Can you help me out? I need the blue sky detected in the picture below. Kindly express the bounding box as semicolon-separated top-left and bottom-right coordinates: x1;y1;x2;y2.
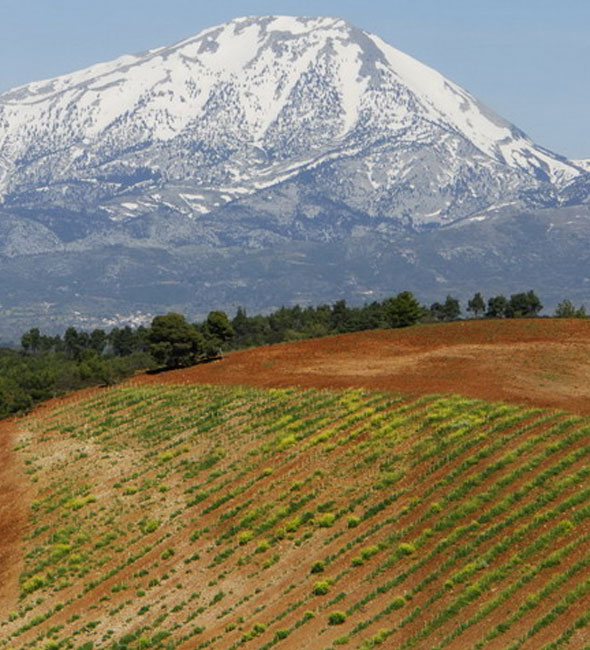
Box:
1;0;588;158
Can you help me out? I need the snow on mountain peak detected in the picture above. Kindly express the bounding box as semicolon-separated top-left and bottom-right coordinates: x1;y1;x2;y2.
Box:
0;15;582;222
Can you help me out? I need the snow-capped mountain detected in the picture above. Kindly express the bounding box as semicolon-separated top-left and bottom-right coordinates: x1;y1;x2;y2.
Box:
0;16;582;231
0;16;588;335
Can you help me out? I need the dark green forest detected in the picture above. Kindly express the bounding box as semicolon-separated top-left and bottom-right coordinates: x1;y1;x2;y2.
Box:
0;289;583;419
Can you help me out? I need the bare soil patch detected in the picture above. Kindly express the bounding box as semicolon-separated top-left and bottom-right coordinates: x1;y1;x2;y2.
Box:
0;386;101;611
0;417;30;610
134;319;590;414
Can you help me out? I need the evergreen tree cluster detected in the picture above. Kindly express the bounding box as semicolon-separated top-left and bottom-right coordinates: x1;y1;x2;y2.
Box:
0;345;152;419
429;290;545;321
20;325;151;358
229;291;424;349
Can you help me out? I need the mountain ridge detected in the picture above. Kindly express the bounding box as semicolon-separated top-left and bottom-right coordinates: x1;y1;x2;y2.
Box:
0;15;589;334
0;15;582;224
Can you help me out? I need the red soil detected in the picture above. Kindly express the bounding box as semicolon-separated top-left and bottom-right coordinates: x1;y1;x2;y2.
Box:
134;318;590;414
0;417;30;611
0;387;100;610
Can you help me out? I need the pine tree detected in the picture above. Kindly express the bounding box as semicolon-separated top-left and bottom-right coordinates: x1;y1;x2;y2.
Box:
467;292;485;318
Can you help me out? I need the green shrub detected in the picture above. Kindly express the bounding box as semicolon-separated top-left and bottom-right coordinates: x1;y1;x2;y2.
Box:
22;574;46;594
238;530;254;545
318;513;336;527
328;611;347;625
278;434;296;450
209;591;225;605
313;580;330;595
285;516;302;532
361;628;390;647
255;539;270;553
161;548;175;560
310;561;325;574
389;596;406;610
398;542;416;556
360;545;379;560
139;518;160;534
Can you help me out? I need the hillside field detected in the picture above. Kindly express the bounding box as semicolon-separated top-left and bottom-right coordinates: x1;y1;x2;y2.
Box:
1;320;590;649
137;318;590;414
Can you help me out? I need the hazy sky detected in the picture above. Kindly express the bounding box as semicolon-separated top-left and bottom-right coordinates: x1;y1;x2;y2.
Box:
1;0;588;158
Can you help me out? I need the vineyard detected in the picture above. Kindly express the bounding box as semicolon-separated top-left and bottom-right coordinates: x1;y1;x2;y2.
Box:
1;383;589;650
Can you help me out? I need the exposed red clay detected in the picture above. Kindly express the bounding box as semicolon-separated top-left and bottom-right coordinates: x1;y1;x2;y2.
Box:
132;319;590;414
0;416;30;611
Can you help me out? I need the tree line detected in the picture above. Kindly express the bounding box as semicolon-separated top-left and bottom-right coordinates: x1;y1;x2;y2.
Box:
1;288;586;418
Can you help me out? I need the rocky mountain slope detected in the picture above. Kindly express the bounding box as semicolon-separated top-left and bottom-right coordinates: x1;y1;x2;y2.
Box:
0;16;588;334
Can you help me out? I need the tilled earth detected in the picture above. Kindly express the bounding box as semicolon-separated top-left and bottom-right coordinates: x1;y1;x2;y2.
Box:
134;319;590;414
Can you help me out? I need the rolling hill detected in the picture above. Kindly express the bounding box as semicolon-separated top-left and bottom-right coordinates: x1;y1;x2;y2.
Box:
137;318;590;415
1;320;590;650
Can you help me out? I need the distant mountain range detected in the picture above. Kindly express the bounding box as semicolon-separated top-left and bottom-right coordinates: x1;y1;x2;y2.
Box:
0;16;589;336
